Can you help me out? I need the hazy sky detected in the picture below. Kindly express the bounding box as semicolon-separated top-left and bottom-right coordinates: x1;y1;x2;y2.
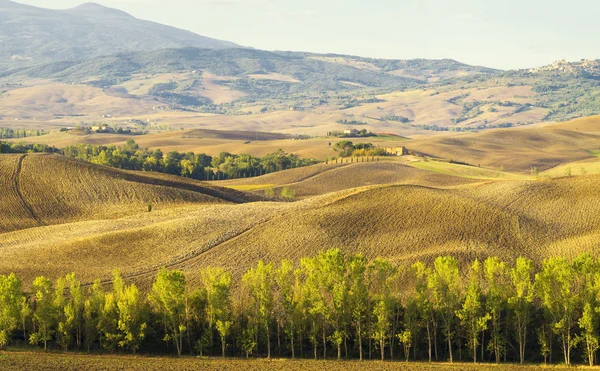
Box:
15;0;600;70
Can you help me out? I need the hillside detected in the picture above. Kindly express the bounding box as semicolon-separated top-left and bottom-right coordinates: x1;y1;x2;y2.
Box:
407;122;600;173
0;153;261;233
218;160;480;197
1;152;599;290
0;1;239;70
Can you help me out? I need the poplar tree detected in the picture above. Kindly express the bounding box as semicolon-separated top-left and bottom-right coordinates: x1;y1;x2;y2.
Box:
117;283;147;354
536;257;578;365
148;269;187;356
457;259;490;364
242;261;275;358
412;261;435;362
301;250;348;359
30;277;55;351
275;260;300;359
368;259;397;361
483;257;508;363
83;280;105;352
428;256;461;363
0;274;23;348
200;267;232;357
65;273;84;349
508;257;535;364
98;293;119;352
573;254;599;366
347;254;368;361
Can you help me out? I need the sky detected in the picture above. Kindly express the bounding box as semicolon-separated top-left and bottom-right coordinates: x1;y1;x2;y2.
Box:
15;0;600;70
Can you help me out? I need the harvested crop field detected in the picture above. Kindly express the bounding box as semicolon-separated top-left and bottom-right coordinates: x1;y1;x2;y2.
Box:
0;154;261;233
0;351;564;371
218;159;480;197
5;152;600;291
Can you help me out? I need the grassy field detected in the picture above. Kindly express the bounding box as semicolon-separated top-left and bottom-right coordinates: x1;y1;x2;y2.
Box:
0;351;575;370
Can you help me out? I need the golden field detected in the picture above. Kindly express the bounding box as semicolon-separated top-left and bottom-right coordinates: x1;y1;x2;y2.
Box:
3;127;600;291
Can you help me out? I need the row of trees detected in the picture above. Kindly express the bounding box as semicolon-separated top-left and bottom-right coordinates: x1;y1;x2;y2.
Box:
62;141;317;180
0;141;56;154
3;251;600;365
0;139;317;181
0;128;48;139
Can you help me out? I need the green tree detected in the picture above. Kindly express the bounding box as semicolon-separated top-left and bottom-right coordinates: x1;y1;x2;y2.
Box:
483;257;508;363
573;254;599;366
148;269;187;356
117;283;147;353
368;259;397;361
98;271;126;352
348;254;368;361
83;280;105;352
535;257;578;365
508;257;535;364
98;292;120;352
240;327;257;358
412;261;435;362
579;302;598;366
200;267;232;357
280;187;296;200
242;261;275;358
301;249;349;360
275;260;301;359
30;277;55;351
0;274;23;348
398;330;412;362
428;256;461;363
457;260;490;364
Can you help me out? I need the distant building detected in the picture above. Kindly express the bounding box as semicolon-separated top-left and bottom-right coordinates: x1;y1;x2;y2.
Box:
383;147;407;156
343;128;359;135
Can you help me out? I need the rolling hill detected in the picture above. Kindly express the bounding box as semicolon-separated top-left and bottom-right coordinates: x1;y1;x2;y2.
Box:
0;0;239;70
407;122;600;172
0;153;261;233
2;150;600;291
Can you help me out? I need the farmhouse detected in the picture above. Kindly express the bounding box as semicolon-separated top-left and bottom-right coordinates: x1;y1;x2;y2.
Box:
343;128;359;135
383;146;407;156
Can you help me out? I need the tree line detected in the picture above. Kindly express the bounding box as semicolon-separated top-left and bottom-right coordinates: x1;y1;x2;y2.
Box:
63;141;318;180
2;251;600;365
0;128;48;139
0;140;318;181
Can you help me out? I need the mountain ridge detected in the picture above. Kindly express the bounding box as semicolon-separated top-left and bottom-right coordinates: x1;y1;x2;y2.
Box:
0;0;241;69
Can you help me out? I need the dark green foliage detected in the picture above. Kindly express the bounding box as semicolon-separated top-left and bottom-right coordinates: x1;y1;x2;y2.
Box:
333;141;384;157
0;141;56;154
4;140;317;181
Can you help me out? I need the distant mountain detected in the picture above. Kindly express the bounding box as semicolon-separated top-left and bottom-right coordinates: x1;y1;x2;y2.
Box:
1;47;500;103
0;1;240;69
